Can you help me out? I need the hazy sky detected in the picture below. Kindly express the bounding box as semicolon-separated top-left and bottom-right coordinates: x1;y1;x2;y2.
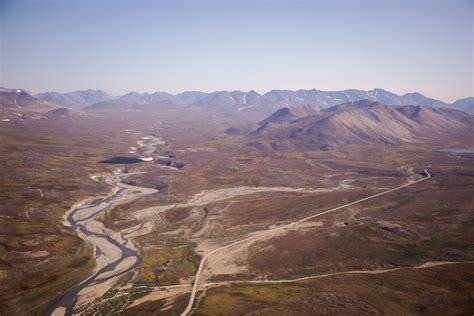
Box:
0;0;472;102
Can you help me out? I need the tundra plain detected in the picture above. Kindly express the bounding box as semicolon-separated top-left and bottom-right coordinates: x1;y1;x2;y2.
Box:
0;94;473;316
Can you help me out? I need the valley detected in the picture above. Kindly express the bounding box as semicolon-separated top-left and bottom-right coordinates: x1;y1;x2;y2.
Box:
0;88;473;316
2;1;473;314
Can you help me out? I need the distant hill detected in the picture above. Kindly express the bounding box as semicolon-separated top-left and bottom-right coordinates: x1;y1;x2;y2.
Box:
0;89;66;122
38;90;113;108
172;91;208;104
119;91;146;103
195;91;246;107
119;91;174;105
83;99;131;111
0;88;58;112
257;105;319;126
251;100;473;151
452;97;474;114
401;92;447;108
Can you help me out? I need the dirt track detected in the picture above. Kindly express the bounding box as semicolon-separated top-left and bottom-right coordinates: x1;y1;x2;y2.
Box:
180;170;432;316
132;260;474;311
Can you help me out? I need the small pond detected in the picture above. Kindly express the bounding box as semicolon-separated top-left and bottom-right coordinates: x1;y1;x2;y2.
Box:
99;156;144;164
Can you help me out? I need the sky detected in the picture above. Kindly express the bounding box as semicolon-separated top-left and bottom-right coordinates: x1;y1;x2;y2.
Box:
0;0;472;102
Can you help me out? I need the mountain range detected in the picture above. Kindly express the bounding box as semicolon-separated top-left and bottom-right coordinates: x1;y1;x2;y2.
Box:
35;88;474;113
37;89;112;108
1;87;472;152
1;87;473;125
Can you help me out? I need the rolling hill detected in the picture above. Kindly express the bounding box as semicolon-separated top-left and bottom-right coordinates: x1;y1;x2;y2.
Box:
251;100;473;151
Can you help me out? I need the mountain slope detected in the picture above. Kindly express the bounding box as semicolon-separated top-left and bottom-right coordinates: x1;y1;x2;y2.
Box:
252;100;472;151
396;105;472;130
259;88;451;111
83;100;131;111
38;90;113;108
119;91;174;105
452;97;474;114
120;92;147;103
1;89;59;112
173;91;208;104
195;91;263;107
401;92;448;108
258;105;319;126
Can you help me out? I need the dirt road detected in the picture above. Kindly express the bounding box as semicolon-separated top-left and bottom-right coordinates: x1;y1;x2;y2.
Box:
180;170;431;316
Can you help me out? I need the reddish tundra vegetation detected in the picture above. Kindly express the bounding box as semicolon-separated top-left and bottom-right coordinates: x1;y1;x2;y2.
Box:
1;88;473;315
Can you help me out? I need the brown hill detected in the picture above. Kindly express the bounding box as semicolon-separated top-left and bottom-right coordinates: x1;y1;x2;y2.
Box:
46;107;73;118
252;100;473;151
258;105;319;126
0;89;58;112
396;105;472;130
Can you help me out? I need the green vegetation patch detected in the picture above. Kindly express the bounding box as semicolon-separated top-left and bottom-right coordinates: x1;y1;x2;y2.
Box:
196;284;309;315
139;246;198;285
